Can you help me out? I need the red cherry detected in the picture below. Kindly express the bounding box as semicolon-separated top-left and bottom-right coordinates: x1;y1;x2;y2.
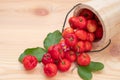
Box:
87;20;97;33
77;53;91;66
69;16;87;30
69;16;78;29
95;27;103;40
74;41;85;53
23;55;38;70
76;16;87;29
75;29;88;41
58;59;71;72
44;63;57;77
80;9;94;19
87;32;95;42
84;41;92;52
48;44;65;60
62;27;74;38
64;33;78;47
65;50;77;62
41;53;54;65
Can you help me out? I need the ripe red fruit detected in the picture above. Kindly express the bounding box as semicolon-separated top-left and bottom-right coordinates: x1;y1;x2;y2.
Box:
80;9;94;19
64;33;78;47
69;16;77;29
62;27;74;38
76;16;87;29
65;50;77;62
58;59;71;72
23;55;38;70
41;53;54;65
84;41;92;52
69;16;87;29
95;27;103;40
77;53;91;66
87;32;95;42
44;63;57;77
94;15;101;26
75;30;87;40
48;44;65;60
87;20;97;32
74;41;85;53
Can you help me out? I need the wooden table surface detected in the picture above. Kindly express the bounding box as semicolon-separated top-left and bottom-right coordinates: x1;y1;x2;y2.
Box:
0;0;120;80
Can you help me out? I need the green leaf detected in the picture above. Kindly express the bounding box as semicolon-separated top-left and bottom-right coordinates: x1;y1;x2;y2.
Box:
77;61;104;80
18;53;26;62
18;47;46;63
78;66;92;80
87;61;104;72
44;30;62;50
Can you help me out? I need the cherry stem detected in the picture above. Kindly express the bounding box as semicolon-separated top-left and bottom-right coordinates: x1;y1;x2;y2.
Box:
79;18;83;22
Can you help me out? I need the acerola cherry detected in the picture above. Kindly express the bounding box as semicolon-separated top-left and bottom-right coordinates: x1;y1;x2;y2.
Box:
95;27;103;40
69;16;77;29
65;50;77;62
58;59;71;72
84;41;92;52
87;20;97;33
77;16;87;29
48;44;65;60
74;41;85;53
62;27;74;38
41;53;54;65
80;9;94;19
44;63;57;77
73;16;87;30
23;55;38;70
87;32;95;42
64;33;78;47
77;53;91;66
75;29;88;41
69;16;87;29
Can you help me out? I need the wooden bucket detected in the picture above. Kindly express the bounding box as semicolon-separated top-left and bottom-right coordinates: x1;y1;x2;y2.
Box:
73;0;120;49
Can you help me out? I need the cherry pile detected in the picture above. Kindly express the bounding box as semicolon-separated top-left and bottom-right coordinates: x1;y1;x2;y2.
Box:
22;9;103;77
41;9;103;77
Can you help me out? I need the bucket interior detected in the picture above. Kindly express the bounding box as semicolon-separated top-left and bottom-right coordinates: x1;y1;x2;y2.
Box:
73;4;106;49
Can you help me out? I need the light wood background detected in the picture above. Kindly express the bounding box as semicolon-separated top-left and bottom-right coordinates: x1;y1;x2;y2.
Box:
0;0;120;80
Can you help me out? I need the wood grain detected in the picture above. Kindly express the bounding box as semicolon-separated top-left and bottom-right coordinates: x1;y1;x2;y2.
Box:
0;0;120;80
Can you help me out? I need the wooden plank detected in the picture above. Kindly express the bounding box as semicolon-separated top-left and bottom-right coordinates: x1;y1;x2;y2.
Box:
0;0;120;80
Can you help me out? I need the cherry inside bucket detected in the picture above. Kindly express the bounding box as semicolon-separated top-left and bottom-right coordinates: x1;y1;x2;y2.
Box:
77;9;103;42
